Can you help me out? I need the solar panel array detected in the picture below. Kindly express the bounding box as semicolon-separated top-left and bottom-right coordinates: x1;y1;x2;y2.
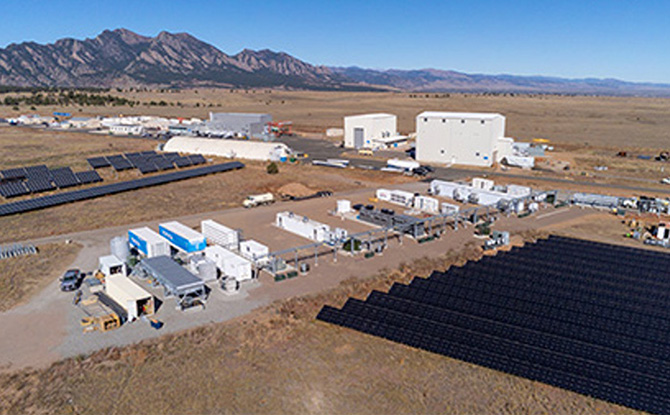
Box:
87;152;207;174
0;161;244;217
317;236;670;415
0;164;105;198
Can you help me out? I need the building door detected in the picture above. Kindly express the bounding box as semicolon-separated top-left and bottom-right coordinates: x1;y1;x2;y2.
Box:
354;128;365;149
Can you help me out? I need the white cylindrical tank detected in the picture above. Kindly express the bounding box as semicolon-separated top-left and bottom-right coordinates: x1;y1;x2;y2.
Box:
110;236;130;261
197;260;217;282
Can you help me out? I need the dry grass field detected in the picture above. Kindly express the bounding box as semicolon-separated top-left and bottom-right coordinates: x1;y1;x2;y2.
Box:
0;242;80;311
3;90;670;149
0;240;642;415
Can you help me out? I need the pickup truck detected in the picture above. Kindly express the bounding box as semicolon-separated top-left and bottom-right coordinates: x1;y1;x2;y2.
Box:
60;269;83;292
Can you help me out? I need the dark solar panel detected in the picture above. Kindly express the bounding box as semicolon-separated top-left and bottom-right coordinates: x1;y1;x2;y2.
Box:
153;157;175;170
25;177;56;193
50;167;79;188
24;165;51;180
0;181;29;198
174;157;193;168
106;155;133;171
188;154;206;165
137;164;158;174
74;170;102;184
1;167;27;180
0;162;244;216
316;236;670;415
87;157;111;169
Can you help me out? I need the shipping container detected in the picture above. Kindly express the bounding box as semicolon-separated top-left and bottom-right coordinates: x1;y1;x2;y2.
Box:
159;221;206;253
414;195;440;213
239;239;269;264
276;212;332;242
205;245;252;282
105;275;154;320
201;219;239;250
128;227;170;258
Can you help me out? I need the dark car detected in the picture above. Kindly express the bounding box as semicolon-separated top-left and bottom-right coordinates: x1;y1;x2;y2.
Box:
60;269;83;292
352;203;364;211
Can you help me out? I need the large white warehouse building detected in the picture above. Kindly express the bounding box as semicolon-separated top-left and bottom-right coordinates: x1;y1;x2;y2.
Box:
344;113;398;149
415;111;513;167
163;136;291;161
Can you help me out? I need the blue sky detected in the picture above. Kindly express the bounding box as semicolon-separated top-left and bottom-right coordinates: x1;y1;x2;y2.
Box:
1;0;668;83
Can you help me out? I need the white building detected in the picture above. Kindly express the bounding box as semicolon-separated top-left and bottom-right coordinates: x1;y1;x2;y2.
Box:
416;111;513;167
163;136;291;161
344;113;398;149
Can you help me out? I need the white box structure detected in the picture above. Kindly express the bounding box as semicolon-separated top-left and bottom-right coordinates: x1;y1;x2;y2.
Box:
414;195;440;213
431;179;532;208
336;200;352;214
416;111;513;167
99;255;126;277
105;275;155;320
506;184;532;197
376;189;415;207
472;178;495;191
204;245;252;282
201;219;239;250
128;227;170;258
239;240;270;264
159;221;206;253
344;113;397;149
276;212;332;242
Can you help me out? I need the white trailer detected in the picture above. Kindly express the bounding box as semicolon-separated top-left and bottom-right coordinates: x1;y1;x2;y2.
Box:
128;227;170;258
243;193;274;208
201;219;239;250
204;245;252;282
276;212;332;242
159;221;206;253
376;188;415;207
105;275;155;320
414;195;440;213
239;240;270;264
472;178;495;191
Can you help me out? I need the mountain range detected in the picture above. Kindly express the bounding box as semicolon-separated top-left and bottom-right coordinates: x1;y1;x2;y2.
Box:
1;28;669;96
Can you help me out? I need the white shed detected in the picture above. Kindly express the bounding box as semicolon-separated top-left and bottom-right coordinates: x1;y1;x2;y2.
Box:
105;275;155;320
416;111;512;167
344;113;397;149
99;255;126;277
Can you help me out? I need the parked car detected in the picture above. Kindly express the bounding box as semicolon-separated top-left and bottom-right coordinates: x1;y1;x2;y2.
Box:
60;269;83;292
357;149;374;156
352;203;364;211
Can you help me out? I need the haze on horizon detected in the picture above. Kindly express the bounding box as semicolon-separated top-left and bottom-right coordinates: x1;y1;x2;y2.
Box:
1;0;667;84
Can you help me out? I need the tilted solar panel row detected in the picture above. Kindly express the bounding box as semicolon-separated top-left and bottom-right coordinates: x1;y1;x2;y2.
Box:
316;237;670;414
50;167;79;188
1;167;27;180
25;177;56;193
362;294;670;379
382;283;670;361
74;170;102;185
87;157;111;169
0;181;29;198
317;307;670;415
425;267;670;320
338;299;670;397
0;162;244;217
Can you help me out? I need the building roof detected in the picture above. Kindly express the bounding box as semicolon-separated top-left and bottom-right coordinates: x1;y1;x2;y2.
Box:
345;113;396;120
106;274;152;300
160;221;204;242
129;227;166;244
140;255;203;296
417;111;504;120
99;254;123;268
371;134;409;143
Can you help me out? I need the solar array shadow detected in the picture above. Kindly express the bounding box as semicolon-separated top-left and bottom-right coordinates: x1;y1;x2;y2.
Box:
317;236;670;415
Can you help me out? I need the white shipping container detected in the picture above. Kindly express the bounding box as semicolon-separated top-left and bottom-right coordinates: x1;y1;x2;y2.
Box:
414;195;440;213
276;212;331;242
239;239;270;264
201;219;239;250
506;184;532;197
472;177;495;191
387;158;420;171
377;189;414;207
336;200;352;214
205;245;252;282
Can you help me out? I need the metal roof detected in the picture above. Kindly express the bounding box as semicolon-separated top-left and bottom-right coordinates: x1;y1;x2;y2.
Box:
345;113;395;120
418;111;503;120
140;256;204;297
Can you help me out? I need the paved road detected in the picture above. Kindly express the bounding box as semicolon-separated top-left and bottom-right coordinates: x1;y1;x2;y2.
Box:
281;135;670;196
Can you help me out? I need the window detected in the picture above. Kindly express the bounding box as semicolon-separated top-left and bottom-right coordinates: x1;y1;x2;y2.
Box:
481;120;485;124
440;149;445;154
475;152;480;157
461;119;465;124
423;118;428;122
442;119;446;123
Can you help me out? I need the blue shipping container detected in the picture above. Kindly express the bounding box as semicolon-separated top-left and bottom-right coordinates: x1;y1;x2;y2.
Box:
159;225;206;253
128;230;149;256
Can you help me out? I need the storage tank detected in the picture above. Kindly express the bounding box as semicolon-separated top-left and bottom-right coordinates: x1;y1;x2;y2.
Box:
190;256;218;283
110;236;130;261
